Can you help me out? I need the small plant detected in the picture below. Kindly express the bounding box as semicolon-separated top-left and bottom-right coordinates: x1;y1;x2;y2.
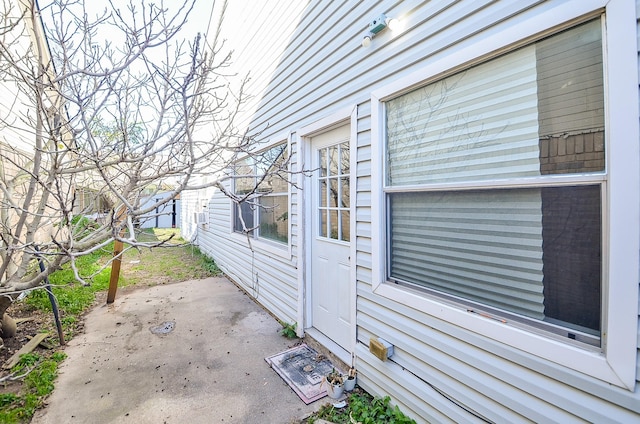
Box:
188;245;221;275
0;352;67;423
11;353;40;373
304;390;416;424
279;321;298;338
347;366;356;379
325;368;344;385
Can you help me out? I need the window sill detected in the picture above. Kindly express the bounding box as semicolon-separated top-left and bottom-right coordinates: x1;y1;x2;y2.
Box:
372;280;634;390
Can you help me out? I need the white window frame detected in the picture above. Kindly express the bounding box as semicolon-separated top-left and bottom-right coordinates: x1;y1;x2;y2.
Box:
370;0;638;390
229;133;293;258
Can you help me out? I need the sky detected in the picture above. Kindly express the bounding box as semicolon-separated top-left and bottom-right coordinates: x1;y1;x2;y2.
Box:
38;0;215;51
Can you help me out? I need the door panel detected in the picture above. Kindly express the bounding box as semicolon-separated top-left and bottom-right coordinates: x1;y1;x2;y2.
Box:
310;124;351;349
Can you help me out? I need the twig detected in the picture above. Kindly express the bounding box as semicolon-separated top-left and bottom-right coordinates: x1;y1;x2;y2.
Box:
0;363;38;382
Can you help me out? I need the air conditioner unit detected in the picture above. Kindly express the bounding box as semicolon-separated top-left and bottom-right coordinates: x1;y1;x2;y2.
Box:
195;211;208;225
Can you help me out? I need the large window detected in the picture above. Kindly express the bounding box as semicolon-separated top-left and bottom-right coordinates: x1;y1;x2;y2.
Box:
233;144;289;244
373;0;638;390
385;20;605;345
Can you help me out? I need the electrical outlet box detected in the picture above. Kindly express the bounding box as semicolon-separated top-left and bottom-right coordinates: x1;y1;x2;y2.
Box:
369;13;388;34
369;337;394;361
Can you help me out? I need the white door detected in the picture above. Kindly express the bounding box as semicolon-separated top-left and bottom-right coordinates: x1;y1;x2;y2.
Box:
310;124;351;349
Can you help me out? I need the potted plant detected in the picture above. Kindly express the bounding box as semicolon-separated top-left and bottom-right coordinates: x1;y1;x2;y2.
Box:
324;368;344;399
344;366;356;391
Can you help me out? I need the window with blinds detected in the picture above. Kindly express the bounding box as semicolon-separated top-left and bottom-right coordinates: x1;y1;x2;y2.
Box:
384;19;604;345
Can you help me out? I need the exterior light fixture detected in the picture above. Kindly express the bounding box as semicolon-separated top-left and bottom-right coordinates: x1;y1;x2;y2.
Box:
361;13;398;48
386;17;399;31
362;33;373;48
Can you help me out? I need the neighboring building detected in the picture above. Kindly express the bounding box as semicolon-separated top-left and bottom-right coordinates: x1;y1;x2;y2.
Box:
0;0;74;253
137;192;181;229
185;1;640;422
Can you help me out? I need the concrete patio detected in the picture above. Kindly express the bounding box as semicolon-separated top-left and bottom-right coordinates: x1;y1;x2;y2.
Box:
31;277;322;424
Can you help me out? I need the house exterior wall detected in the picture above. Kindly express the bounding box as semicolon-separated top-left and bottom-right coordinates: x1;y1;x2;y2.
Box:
0;0;67;250
636;0;640;396
198;133;301;325
180;190;200;242
193;1;640;422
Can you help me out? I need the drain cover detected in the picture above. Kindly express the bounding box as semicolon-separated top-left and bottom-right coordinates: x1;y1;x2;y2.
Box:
150;321;175;335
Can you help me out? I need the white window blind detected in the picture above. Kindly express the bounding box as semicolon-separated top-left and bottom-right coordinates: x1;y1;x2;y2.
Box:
386;45;540;186
389;189;545;320
385;19;604;339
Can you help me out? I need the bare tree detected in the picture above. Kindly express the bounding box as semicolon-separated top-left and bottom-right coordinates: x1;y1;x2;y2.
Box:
0;0;289;332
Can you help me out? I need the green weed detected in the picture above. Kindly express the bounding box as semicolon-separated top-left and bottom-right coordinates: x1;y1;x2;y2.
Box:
279;321;298;339
0;353;66;423
26;245;113;340
307;392;416;424
188;245;221;275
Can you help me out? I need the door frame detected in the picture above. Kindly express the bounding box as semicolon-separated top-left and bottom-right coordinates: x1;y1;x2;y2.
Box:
297;105;358;363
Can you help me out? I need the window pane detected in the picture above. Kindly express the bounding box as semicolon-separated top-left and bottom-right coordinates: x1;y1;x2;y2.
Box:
319;210;327;237
329;210;339;240
328;146;338;176
233;201;254;233
388;186;601;335
258;195;288;243
341;210;350;242
257;145;288;193
234;159;255;195
320;180;327;207
329;179;338;207
386;19;604;186
320;148;327;177
340;177;349;208
537;20;604;175
340;142;350;174
541;185;601;333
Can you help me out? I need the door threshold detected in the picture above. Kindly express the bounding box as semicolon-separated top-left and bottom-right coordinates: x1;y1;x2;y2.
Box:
304;327;351;366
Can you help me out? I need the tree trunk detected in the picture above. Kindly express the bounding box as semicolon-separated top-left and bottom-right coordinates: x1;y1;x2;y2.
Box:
0;296;16;339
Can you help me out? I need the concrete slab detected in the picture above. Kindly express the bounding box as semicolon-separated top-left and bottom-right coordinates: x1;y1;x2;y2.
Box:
31;277;322;424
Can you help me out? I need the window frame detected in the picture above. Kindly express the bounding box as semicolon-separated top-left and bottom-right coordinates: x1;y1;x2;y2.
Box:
370;0;638;390
230;135;292;255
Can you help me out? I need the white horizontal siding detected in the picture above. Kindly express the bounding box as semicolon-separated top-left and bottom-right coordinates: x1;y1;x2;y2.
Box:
198;138;301;325
199;191;299;324
357;288;640;422
636;0;640;390
192;1;640;423
351;2;640;423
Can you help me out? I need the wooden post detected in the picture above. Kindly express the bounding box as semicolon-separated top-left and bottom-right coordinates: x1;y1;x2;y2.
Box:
106;239;123;304
107;207;126;304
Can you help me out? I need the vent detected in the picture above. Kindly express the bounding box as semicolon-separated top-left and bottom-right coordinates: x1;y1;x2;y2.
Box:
195;211;208;225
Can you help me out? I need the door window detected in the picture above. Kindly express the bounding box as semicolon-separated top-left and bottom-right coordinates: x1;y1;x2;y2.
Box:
318;142;350;241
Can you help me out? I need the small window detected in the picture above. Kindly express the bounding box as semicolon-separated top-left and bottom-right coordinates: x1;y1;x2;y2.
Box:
384;19;604;345
233;144;289;244
317;142;350;241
